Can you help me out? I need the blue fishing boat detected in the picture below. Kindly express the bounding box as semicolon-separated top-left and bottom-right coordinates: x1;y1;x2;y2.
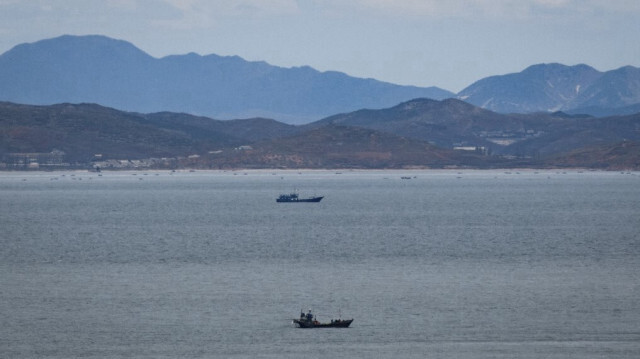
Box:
276;192;323;203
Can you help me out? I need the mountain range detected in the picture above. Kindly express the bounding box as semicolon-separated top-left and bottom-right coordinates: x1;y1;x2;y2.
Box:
458;63;640;116
309;98;640;157
1;35;639;123
2;100;639;170
1;34;639;169
0;35;451;125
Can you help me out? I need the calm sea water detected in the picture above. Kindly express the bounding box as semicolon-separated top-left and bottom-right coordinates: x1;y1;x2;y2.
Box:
1;170;639;358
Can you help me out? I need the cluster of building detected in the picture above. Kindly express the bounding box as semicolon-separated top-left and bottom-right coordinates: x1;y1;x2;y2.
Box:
1;151;185;170
476;129;543;146
1;150;67;169
93;157;180;169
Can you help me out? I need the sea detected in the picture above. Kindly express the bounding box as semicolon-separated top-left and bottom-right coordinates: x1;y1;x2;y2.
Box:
1;169;639;358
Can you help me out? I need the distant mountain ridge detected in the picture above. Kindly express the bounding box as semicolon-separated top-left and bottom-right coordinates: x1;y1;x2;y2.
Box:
458;63;640;116
0;35;453;124
1;35;638;122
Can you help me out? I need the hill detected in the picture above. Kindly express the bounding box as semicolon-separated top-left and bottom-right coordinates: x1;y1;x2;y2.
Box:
312;98;640;158
544;141;640;170
0;102;296;163
2;101;640;170
311;98;509;149
211;124;494;169
0;101;495;169
0;35;453;124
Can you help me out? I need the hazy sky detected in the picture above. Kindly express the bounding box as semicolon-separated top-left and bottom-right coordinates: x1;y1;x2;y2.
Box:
1;0;638;92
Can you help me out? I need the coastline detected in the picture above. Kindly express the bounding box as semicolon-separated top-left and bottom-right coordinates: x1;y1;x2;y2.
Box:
1;168;637;179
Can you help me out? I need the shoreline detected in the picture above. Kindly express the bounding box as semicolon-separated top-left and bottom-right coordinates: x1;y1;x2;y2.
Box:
1;168;637;177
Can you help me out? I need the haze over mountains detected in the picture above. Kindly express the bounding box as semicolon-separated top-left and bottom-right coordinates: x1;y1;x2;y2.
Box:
0;35;452;124
1;35;639;124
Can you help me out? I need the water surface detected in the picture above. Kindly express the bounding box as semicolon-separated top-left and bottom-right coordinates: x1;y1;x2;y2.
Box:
1;170;639;358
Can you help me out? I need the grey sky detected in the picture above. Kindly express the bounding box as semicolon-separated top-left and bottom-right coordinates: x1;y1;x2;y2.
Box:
1;0;638;92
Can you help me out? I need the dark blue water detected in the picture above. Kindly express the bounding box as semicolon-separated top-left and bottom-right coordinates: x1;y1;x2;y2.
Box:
1;170;639;358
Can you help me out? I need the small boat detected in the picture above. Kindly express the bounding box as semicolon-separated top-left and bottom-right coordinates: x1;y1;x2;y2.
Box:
276;193;323;203
293;310;353;328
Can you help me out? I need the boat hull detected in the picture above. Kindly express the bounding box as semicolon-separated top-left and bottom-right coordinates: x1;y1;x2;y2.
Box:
293;318;353;328
276;196;323;203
